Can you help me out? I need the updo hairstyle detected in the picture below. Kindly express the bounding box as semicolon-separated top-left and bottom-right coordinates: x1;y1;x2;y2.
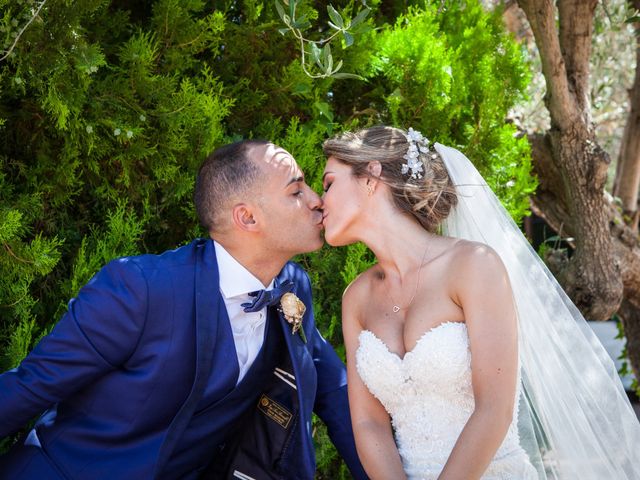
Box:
322;126;458;233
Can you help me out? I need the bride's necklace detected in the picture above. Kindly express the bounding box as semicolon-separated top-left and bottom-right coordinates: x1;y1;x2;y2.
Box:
384;240;431;313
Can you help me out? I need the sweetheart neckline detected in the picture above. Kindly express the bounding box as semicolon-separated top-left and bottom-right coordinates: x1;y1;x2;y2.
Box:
359;321;467;362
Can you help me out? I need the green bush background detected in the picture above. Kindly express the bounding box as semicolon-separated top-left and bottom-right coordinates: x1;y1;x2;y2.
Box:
0;0;533;476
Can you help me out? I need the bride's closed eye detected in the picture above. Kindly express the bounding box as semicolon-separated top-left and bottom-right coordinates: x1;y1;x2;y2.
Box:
323;182;332;193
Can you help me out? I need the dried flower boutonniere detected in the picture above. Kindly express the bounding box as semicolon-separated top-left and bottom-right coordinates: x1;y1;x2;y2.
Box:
280;292;307;343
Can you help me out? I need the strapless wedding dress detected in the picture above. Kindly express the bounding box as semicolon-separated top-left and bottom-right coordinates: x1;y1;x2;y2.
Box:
356;321;538;479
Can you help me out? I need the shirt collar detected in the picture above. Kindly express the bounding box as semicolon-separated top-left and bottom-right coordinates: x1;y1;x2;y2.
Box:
214;241;274;299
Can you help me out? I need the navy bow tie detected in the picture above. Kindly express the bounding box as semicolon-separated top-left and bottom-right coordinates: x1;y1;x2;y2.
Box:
241;280;295;313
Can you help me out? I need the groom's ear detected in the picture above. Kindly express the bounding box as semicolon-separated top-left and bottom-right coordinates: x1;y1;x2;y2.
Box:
232;203;259;232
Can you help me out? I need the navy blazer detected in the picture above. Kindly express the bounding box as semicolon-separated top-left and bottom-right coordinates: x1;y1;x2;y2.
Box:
0;239;367;479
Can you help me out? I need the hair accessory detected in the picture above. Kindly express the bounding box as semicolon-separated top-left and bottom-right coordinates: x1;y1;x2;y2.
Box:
401;127;431;180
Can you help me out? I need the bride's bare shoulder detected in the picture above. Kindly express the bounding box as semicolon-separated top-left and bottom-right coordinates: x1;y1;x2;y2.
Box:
450;238;502;261
447;238;508;279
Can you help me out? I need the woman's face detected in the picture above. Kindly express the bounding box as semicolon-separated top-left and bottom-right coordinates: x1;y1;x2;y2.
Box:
321;156;368;246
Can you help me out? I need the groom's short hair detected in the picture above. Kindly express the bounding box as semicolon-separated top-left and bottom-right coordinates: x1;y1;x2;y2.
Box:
195;139;268;232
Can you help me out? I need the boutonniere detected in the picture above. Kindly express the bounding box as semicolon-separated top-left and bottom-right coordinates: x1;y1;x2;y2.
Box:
279;292;307;343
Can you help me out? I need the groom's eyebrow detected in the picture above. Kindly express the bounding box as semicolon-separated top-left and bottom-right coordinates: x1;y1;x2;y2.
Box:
285;176;304;187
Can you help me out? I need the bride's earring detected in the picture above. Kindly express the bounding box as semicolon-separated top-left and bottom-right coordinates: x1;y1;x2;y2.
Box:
366;179;375;197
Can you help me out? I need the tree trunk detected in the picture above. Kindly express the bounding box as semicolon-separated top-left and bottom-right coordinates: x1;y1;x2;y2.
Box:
517;0;624;320
613;2;640;230
530;132;640;380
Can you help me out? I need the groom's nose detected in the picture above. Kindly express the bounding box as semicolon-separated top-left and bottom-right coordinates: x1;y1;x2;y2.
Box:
306;184;323;210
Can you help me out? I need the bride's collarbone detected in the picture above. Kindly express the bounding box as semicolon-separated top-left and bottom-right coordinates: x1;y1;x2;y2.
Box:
370;265;458;308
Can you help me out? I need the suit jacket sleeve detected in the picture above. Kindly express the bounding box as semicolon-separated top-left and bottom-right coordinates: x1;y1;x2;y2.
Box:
0;258;148;438
302;274;369;480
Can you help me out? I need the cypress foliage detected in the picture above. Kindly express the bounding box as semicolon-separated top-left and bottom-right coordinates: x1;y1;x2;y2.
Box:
0;1;532;475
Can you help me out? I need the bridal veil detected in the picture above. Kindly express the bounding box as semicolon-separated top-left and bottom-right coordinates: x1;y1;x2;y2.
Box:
436;143;640;479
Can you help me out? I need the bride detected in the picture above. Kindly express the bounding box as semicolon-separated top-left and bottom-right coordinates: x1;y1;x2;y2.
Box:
320;125;640;479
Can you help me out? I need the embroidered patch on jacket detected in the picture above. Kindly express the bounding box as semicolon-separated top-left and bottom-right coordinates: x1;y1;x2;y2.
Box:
257;394;293;429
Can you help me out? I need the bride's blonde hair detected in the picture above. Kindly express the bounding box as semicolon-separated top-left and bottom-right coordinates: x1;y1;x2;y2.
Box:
323;126;458;233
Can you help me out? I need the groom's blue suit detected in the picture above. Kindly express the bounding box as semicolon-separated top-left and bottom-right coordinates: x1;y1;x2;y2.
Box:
0;239;366;479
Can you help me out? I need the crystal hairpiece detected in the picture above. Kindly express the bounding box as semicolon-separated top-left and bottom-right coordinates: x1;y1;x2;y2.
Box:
401;127;431;180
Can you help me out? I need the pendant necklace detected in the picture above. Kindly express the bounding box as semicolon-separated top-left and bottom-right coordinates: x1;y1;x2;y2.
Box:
384;240;431;313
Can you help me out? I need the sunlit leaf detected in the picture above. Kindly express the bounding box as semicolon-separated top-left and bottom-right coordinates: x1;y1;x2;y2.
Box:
327;5;344;29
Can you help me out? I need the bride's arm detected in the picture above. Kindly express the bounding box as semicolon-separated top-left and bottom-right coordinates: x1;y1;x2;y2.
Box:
438;243;519;480
342;278;407;480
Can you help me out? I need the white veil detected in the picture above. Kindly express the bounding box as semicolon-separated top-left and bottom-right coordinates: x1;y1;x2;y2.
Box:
436;143;640;479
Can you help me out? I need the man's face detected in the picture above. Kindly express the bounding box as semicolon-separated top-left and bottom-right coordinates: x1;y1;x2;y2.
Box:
250;144;324;257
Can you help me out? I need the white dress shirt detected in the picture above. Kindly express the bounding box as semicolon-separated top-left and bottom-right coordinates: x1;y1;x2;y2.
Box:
214;241;274;384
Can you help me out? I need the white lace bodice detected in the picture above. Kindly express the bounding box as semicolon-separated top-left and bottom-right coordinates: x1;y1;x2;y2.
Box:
356;322;538;480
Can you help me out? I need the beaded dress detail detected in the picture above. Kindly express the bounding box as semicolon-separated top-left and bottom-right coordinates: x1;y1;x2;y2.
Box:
356;322;538;479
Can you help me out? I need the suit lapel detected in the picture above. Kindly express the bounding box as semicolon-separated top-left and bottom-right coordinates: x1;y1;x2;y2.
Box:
194;238;222;387
155;238;220;476
273;274;317;463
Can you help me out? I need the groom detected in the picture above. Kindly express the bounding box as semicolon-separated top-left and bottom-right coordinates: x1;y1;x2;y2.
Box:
0;140;367;479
